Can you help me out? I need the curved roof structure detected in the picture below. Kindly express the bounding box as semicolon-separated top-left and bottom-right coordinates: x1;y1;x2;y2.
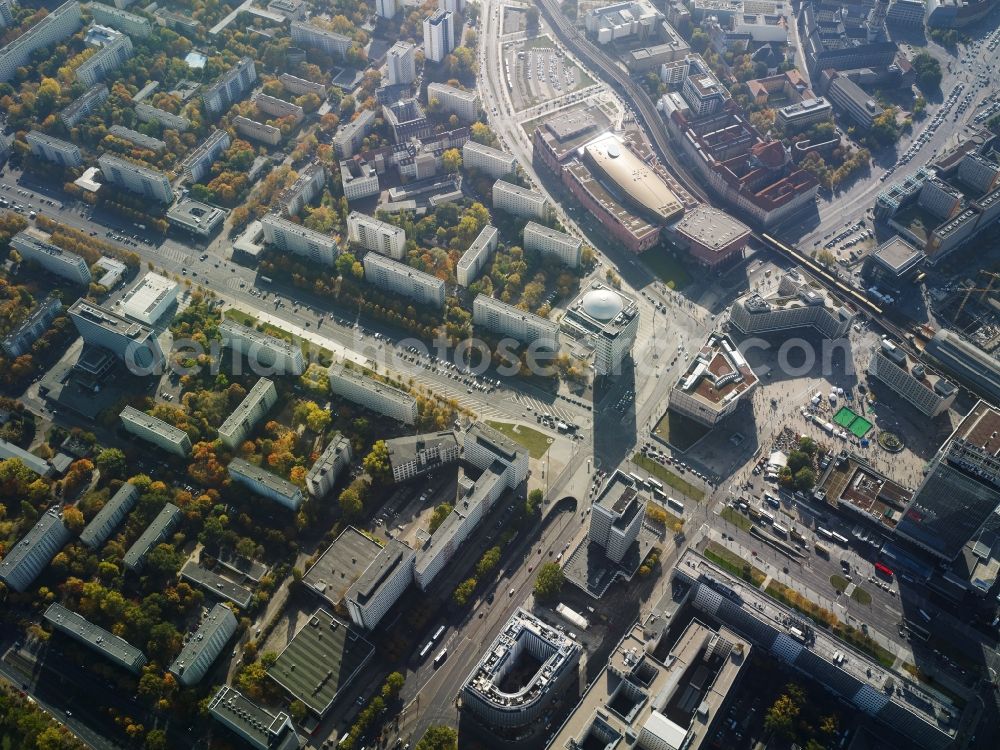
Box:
582;288;624;321
584;133;683;223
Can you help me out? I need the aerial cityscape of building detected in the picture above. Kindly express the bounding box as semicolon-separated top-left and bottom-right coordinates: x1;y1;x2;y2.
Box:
1;3;1000;750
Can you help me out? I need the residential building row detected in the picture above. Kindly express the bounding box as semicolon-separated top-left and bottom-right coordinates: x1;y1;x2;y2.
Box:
122;502;181;572
220;318;305;376
327;363;418;425
362;252;446;309
261;213;339;267
456;224;498;286
217;377;278;449
347;211;406;259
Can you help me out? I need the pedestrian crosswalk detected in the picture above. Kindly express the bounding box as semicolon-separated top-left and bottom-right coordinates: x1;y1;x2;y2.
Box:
508;391;582;425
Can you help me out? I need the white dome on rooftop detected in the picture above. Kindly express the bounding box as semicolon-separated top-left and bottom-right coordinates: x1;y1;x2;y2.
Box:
582;288;623;321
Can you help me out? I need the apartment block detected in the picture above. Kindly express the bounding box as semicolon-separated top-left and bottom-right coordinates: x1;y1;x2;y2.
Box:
217;377;278;449
306;434;353;498
346;539;415;629
681;66;730;117
590;471;643;563
278;161;326;217
68;299;164;371
291;21;352;58
89;3;152;37
919;178;963;221
76;25;132;86
462;141;516;179
376;0;397;19
563;282;640;376
209;686;299;750
169;604;237;686
347;211;406;259
279;72;326;98
44;603;147;673
60;83;110;126
0;0;82;82
26;130;83;167
362;252;446;308
79;482;138;549
181;129;231;183
0;0;14;28
228;458;304;510
457;224;498;286
202;56;256;119
135;102;190;131
423;9;455;63
473;295;559;346
340;157;379;201
255;92;304;123
383;98;432;143
427;82;479;122
261;213;339;267
123;503;181;572
958;152;1000;194
97;154;173;202
523;221;582;268
327;363;418;425
384;431;460;483
0;509;71;592
108;125;166;152
493;180;548;220
266;0;306;19
120;405;192;457
220;318;305;376
386;41;416;85
234;116;281;145
119;271;178;324
868;339;957;417
2;296;62;358
11;231;91;284
333;108;375;158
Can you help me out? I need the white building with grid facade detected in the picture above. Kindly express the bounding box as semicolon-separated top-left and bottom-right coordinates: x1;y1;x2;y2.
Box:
261;213;339;266
328;363;418;425
347;211;406;259
493;180;548;220
457;224;498;286
363;253;445;308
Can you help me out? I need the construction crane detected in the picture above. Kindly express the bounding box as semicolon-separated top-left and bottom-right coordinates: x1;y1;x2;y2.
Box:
953;270;1000;322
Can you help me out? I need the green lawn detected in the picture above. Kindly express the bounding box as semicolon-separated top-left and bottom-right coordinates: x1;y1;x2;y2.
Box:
632;453;706;502
721;506;753;531
486;421;553;459
224;308;333;363
640;250;691;290
525;35;555;50
705;541;765;586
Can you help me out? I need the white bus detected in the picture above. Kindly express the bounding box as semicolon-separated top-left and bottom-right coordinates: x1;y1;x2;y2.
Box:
419;642;432;660
772;524;788;537
667;497;685;514
646;477;664;492
831;532;849;546
759;510;775;524
432;625;445;642
433;648;448;668
817;527;834;540
629;472;644;486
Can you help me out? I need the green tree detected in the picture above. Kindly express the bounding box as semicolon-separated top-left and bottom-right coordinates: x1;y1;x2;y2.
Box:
382;671;405;699
534;562;565;602
442;148;462;173
476;546;501;577
453;577;477;605
416;725;458;750
362;440;391;482
526;488;543;515
428;502;452;533
794;467;816;491
95;448;127;479
289;700;307;723
144;729;169;750
912;51;943;91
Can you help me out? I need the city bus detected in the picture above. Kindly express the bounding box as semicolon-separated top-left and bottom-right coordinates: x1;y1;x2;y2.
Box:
667;497;684;514
759;510;775;524
652;487;667;502
831;532;849;546
816;527;834;540
629;472;644;486
432;625;445;642
646;477;664;493
874;562;894;580
433;649;448;668
772;524;789;538
419;642;432;660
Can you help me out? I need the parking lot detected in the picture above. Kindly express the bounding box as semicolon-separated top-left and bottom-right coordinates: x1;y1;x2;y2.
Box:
505;37;593;111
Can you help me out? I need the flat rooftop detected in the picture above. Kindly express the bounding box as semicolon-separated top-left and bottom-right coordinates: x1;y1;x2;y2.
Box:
346;538;412;606
872;236;923;274
384;431;459;469
220;319;302;358
119;272;177;319
120;406;189;442
564;281;640;340
547;616;749;750
229;457;301;501
672;205;750;251
675;332;758;408
583;131;683;222
218;378;275;438
596;471;641;519
302;527;383;607
268;608;375;716
180;560;254;608
820;453;911;529
44;602;145;669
